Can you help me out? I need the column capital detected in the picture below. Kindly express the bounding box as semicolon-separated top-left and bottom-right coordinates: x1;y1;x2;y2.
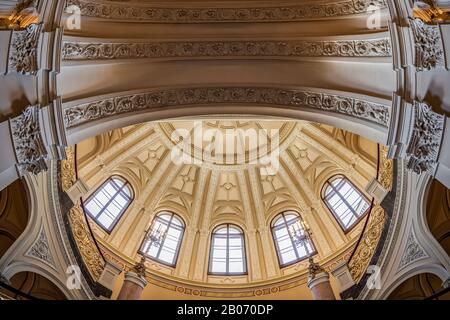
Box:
9;105;48;176
406;101;445;176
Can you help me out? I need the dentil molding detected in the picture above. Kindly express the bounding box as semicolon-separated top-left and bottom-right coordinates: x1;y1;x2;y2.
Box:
62;38;392;61
63;87;390;128
65;0;387;23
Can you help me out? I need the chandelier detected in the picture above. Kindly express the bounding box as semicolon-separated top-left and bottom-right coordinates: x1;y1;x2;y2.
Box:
145;224;167;248
289;217;312;248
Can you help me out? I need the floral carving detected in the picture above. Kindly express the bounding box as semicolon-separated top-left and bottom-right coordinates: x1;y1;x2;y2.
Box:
61;148;105;281
62;39;391;60
64;87;390;128
406;102;444;175
10;106;48;176
410;18;444;70
379;145;393;191
348;204;386;282
65;0;386;22
68;204;104;281
8;23;41;75
399;228;427;269
27;227;55;267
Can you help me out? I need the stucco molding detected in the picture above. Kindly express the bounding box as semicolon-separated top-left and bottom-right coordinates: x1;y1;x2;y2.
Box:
63;87;390;129
406;102;445;176
9;105;48;176
65;0;387;23
410;18;445;70
7;23;42;75
62;38;392;61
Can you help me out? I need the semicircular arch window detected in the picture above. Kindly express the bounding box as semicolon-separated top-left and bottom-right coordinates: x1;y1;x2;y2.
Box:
209;224;247;275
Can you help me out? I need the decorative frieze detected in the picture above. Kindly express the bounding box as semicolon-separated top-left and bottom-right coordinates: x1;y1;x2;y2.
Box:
410;18;445;70
64;87;390;128
406;102;444;175
26;227;55;267
10;106;48;176
65;0;386;23
7;23;41;75
62;38;392;61
348;204;386;282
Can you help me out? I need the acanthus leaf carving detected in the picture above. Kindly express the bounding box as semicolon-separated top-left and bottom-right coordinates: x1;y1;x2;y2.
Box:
64;87;390;129
399;228;428;269
26;227;55;267
406;102;444;175
410;18;445;70
62;39;392;61
10;105;48;176
7;23;41;75
65;0;387;23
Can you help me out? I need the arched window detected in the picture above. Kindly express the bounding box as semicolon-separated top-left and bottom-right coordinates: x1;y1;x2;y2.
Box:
84;176;133;232
140;211;185;266
322;175;371;232
271;211;316;267
209;224;247;275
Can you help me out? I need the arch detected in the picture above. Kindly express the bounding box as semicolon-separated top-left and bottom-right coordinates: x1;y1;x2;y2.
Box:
381;263;450;300
321;174;371;232
139;211;185;267
208;224;247;276
0;179;30;260
2;261;76;300
270;211;316;267
387;272;449;300
64;87;391;146
83;175;134;233
1;271;68;300
425;179;450;257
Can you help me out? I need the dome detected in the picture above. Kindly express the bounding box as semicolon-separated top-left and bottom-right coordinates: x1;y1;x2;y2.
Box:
74;119;380;298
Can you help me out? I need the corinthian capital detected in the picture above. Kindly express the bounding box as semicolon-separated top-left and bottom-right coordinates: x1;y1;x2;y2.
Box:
9;105;48;176
7;23;42;75
406;102;445;175
410;18;445;70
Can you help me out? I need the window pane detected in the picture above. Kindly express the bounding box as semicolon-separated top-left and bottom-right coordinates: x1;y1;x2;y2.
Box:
142;212;184;266
324;176;370;231
209;225;246;275
84;177;133;231
272;212;315;266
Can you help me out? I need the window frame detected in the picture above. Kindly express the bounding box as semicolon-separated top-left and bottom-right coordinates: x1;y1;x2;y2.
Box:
321;174;372;233
271;211;317;268
208;224;248;276
83;175;134;233
138;211;185;268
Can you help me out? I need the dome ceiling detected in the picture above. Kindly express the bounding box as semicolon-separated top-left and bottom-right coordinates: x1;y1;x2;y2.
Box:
76;119;378;287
